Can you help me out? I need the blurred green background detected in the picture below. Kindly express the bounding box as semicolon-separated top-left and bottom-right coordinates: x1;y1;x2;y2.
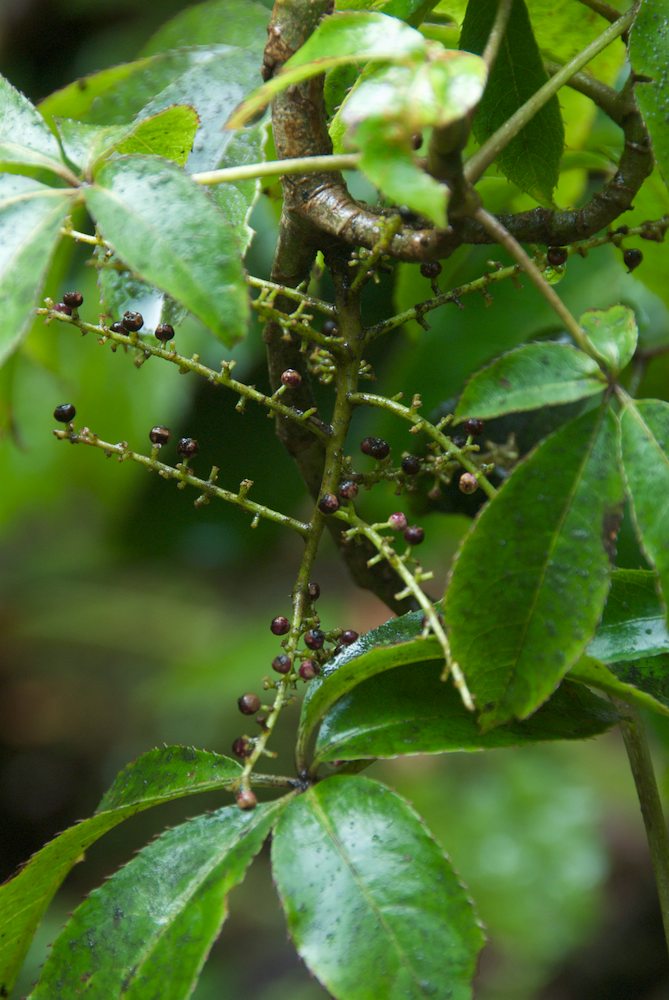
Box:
2;2;669;997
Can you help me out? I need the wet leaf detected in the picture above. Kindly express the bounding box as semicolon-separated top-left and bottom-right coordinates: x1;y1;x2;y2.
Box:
0;73;67;180
588;569;669;664
571;655;669;717
580;305;638;376
630;0;669;190
272;776;483;1000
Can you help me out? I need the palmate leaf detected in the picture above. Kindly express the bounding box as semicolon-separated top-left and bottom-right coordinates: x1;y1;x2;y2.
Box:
0;747;241;997
445;404;623;729
630;0;669;191
30;800;284;1000
272;776;483;1000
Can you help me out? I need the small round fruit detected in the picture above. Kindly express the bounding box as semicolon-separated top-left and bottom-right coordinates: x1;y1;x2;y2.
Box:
177;437;199;458
281;368;302;388
54;403;76;423
341;629;359;645
546;247;568;267
53;302;72;316
388;512;408;531
238;693;261;715
122;310;144;332
232;737;251;758
62;291;83;308
299;660;318;680
401;454;421;476
463;418;485;437
420;261;442;280
236;789;258;810
155;323;175;342
318;493;340;515
307;581;321;601
304;628;325;650
624;248;643;272
272;654;291;674
270;616;290;636
458;472;479;495
339;480;359;500
404;525;425;545
149;425;170;446
322;318;339;336
361;436;390;460
411;133;422;150
110;321;125;333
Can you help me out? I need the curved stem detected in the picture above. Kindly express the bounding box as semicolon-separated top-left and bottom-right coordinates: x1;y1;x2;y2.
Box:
482;0;513;70
192;153;360;187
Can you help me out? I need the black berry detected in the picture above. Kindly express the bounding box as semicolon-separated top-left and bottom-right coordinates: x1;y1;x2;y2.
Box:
420;261;442;280
299;660;318;680
272;654;292;674
122;310;144;332
281;368;302;388
53;302;72;316
54;403;76;423
110;321;125;333
232;737;251;759
304;628;325;650
155;323;175;342
458;472;479;495
546;247;568;267
270;616;290;636
307;582;321;601
361;436;390;460
177;437;199;457
411;133;422;150
341;629;359;645
388;512;408;531
463;418;485;437
149;425;170;446
236;789;257;810
62;291;83;308
322;318;339;336
238;693;261;715
318;493;340;515
624;248;643;272
401;454;421;476
404;525;425;545
398;205;419;224
339;480;359;500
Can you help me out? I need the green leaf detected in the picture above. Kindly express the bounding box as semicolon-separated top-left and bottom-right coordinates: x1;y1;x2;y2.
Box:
337;0;438;25
84;156;249;345
619;399;669;616
30;800;283;1000
445;405;624;729
0;73;65;176
460;0;564;202
630;0;669;190
141;0;270;58
454;342;605;421
0;177;73;367
272;776;483;1000
0;746;241;997
580;305;638;376
571;655;669;717
314;663;618;764
228;12;427;127
588;569;669;665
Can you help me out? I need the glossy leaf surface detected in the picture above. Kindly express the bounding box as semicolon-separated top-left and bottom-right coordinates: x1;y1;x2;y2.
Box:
0;178;72;366
445;406;623;728
314;664;618;763
571;655;669;717
272;776;483;1000
580;305;638;376
0;73;64;171
588;569;669;664
30;801;282;999
454;342;605;421
85;156;249;344
460;0;564;202
620;400;669;617
141;0;269;58
0;747;241;997
630;0;669;190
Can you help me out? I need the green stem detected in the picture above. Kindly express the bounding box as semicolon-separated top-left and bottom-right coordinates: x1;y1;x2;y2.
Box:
482;0;513;70
465;5;638;184
192;153;360;187
614;700;669;953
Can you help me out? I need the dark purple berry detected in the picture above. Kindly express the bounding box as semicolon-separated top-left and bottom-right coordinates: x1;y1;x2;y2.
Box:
624;248;643;272
318;493;340;515
420;261;442;280
110;321;125;333
281;368;302;388
155;323;175;342
236;789;257;810
232;737;251;759
361;436;390;460
546;246;568;267
62;291;83;308
304;628;325;650
463;418;485;437
149;425;170;446
307;582;321;601
122;310;144;332
177;437;199;457
340;630;359;645
299;660;318;680
272;653;292;674
339;480;359;500
458;472;479;495
452;434;467;448
388;512;408;531
401;454;421;476
238;692;261;715
411;133;422;150
404;525;425;545
322;318;339;336
270;616;290;636
54;403;76;423
53;302;72;316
